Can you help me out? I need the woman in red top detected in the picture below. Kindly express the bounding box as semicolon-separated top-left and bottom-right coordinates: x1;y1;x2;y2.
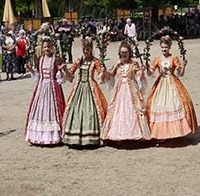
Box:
16;29;27;75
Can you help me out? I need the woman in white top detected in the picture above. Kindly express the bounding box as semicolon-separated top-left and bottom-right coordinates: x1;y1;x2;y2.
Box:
124;18;137;42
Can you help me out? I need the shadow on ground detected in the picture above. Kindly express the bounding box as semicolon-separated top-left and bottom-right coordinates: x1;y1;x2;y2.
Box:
103;126;200;150
0;129;17;137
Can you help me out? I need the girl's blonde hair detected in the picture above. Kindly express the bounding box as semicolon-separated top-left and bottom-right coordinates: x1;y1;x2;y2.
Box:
160;35;172;47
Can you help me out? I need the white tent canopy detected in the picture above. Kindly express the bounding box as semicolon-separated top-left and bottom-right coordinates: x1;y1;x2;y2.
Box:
3;0;17;26
42;0;51;17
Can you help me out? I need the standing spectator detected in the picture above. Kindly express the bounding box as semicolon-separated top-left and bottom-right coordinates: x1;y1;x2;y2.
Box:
1;27;16;80
26;25;37;68
124;18;137;43
0;23;6;72
35;22;52;60
16;29;27;77
0;22;6;33
9;23;18;38
57;18;73;63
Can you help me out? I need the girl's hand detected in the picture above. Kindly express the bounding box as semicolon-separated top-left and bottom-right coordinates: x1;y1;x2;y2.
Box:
25;64;35;74
57;64;63;71
141;64;147;71
63;65;72;76
24;64;31;72
57;64;67;71
61;63;67;70
114;62;120;71
137;69;145;81
117;59;122;64
112;60;120;70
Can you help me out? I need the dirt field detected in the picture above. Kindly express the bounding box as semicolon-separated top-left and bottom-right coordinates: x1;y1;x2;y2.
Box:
0;38;200;196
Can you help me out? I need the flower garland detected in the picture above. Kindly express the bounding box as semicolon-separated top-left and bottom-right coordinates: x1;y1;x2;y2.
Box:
177;36;186;60
125;36;153;68
150;26;187;60
143;39;153;68
95;32;109;66
125;36;144;65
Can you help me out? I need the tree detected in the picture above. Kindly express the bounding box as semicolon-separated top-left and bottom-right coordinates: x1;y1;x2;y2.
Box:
0;0;200;21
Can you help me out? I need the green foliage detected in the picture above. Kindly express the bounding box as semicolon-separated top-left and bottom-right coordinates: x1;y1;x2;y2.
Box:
85;0;110;7
15;0;34;13
0;0;199;21
0;0;4;20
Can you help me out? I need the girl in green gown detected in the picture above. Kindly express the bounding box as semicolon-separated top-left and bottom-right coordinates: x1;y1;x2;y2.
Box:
63;37;108;147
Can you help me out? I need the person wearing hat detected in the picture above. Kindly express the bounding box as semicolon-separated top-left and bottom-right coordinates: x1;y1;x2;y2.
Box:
57;18;74;63
0;27;16;80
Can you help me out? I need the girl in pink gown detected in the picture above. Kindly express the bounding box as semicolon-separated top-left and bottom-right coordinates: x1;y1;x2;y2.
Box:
25;38;65;145
101;41;150;141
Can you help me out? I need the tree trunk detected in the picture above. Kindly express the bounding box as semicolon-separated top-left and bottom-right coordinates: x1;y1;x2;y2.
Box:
35;0;42;18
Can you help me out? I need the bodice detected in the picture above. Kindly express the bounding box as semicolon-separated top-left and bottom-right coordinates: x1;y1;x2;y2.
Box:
80;62;90;82
120;64;129;82
161;59;171;77
40;56;54;80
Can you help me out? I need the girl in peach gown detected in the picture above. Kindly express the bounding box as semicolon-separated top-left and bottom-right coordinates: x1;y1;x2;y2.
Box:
101;41;150;141
146;35;197;140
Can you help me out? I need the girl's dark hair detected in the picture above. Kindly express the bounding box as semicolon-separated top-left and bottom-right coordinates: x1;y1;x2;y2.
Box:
118;41;132;58
82;36;93;48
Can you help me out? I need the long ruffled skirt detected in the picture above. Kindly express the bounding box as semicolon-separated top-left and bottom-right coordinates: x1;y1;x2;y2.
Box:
147;75;197;139
25;80;65;144
101;80;150;141
63;81;101;145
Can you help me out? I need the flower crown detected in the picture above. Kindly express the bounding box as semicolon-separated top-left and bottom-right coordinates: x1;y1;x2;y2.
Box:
149;26;187;60
94;32;109;65
82;36;93;48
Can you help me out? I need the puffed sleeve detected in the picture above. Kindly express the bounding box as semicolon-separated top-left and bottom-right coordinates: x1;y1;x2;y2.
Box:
109;63;120;77
68;58;79;74
55;56;66;84
56;71;66;84
94;58;109;83
133;61;148;93
55;55;63;65
31;57;40;81
133;61;140;72
149;56;159;72
173;56;181;69
94;58;104;74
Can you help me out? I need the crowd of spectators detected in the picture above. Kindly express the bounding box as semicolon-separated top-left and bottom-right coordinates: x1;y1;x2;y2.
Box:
1;7;200;81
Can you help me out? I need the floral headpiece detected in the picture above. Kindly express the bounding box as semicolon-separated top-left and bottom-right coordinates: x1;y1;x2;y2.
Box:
95;32;109;65
149;26;187;60
42;35;60;55
82;36;93;48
